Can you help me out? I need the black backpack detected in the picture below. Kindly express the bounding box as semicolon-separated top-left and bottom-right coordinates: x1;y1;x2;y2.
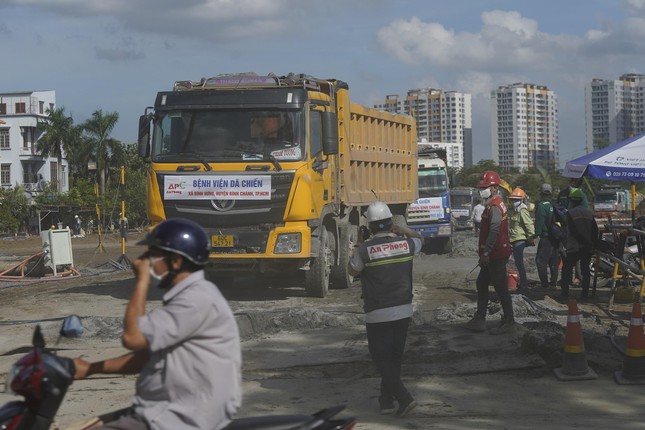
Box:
547;202;567;244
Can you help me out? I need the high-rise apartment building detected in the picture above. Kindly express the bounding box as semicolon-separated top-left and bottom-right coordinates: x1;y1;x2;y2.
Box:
491;83;559;171
375;89;472;168
585;73;645;153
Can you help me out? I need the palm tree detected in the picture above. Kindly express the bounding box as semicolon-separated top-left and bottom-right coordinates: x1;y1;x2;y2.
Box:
36;107;75;192
81;110;120;195
65;124;92;186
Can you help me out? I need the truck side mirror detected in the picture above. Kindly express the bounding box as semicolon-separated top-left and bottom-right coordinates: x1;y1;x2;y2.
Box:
321;112;339;155
138;114;152;158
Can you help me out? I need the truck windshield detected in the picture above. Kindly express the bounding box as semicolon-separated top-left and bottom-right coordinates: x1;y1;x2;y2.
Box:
151;109;304;162
595;193;616;203
419;169;448;198
451;194;473;208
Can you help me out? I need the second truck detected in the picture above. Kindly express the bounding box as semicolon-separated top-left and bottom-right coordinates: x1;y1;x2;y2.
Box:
406;146;453;254
138;72;417;297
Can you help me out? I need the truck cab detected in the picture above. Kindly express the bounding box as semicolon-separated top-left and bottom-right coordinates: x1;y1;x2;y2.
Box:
594;185;631;216
450;187;477;230
406;147;452;254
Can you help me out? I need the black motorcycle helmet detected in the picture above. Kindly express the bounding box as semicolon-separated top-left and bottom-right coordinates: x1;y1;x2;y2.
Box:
137;218;210;266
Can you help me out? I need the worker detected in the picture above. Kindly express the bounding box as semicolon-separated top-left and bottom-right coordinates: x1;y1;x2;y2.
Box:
472;199;485;237
559;188;598;301
557;177;589;209
348;201;423;418
464;171;515;335
508;187;535;292
534;184;560;289
74;215;82;236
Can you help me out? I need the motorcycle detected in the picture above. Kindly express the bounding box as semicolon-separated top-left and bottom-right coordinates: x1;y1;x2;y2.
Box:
1;318;356;430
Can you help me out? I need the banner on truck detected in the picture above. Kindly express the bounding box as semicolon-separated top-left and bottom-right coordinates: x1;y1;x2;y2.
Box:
409;197;444;220
164;175;272;200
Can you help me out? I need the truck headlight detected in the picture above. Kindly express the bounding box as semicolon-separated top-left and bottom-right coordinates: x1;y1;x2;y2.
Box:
274;233;302;254
438;225;452;235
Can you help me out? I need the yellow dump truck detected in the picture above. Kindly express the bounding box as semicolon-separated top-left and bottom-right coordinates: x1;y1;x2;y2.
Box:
138;73;417;297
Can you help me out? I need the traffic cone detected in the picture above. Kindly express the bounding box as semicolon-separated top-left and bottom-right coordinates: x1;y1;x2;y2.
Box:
507;268;518;291
554;298;598;381
614;301;645;384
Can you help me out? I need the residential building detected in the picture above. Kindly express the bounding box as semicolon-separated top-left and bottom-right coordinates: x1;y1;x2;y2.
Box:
375;89;472;167
418;140;463;169
0;90;69;194
491;83;559;171
585;73;645;152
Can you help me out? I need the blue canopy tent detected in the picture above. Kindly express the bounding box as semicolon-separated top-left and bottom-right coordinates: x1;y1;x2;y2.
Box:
563;133;645;221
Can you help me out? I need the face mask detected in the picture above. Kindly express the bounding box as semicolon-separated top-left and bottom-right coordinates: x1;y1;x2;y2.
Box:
513;200;522;209
479;188;492;200
149;256;168;289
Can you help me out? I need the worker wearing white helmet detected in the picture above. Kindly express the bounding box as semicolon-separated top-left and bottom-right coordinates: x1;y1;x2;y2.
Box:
348;201;423;418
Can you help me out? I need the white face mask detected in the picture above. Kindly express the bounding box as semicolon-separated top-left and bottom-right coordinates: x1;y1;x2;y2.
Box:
512;200;522;209
149;256;168;288
479;188;492;200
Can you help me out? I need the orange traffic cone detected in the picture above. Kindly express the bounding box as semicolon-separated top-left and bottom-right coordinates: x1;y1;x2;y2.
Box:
614;301;645;384
554;298;597;381
507;268;518;291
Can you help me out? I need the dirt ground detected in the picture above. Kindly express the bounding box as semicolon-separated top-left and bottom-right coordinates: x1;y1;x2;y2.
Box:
1;230;644;429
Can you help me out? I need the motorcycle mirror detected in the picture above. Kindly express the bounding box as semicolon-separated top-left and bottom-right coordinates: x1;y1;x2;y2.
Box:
32;325;45;349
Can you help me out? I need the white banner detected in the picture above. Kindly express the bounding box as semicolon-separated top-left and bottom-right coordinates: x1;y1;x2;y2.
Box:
409;197;444;220
164;175;272;200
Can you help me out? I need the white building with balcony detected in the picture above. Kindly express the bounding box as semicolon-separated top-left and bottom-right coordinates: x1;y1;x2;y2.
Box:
0;90;69;194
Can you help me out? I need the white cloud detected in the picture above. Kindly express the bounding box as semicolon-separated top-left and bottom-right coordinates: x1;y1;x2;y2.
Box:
3;0;305;41
481;10;538;39
377;11;584;73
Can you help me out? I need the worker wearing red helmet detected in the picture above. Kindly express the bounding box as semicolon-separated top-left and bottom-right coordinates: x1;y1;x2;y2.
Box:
464;170;515;335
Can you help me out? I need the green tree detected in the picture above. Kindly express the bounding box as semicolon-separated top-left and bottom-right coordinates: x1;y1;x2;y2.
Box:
0;187;30;235
36;107;76;192
594;137;611;150
65;125;92;186
122;144;148;228
81;110;121;196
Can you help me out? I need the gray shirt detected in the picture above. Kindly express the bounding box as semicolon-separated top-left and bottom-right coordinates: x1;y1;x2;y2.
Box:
134;271;242;430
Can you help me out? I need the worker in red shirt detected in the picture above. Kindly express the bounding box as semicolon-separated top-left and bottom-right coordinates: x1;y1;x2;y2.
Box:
464;171;516;335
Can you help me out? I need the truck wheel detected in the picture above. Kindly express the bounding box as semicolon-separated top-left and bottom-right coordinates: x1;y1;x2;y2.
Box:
331;221;358;289
305;224;333;297
441;237;453;254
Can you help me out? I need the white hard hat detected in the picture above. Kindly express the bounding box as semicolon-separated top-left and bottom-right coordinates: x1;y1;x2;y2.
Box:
74;215;79;218
366;201;393;223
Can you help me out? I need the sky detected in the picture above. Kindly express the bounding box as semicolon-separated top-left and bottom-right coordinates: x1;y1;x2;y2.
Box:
2;0;645;166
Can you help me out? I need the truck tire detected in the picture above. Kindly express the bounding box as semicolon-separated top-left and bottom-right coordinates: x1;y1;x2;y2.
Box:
440;237;453;254
305;224;333;298
331;221;358;289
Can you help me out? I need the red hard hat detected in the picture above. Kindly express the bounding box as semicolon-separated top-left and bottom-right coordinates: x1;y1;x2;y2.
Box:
478;171;501;188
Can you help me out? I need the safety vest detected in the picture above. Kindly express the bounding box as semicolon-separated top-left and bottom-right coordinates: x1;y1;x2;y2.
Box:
357;234;415;313
479;195;511;261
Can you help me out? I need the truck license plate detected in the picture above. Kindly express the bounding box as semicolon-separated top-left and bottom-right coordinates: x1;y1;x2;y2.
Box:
211;235;234;247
